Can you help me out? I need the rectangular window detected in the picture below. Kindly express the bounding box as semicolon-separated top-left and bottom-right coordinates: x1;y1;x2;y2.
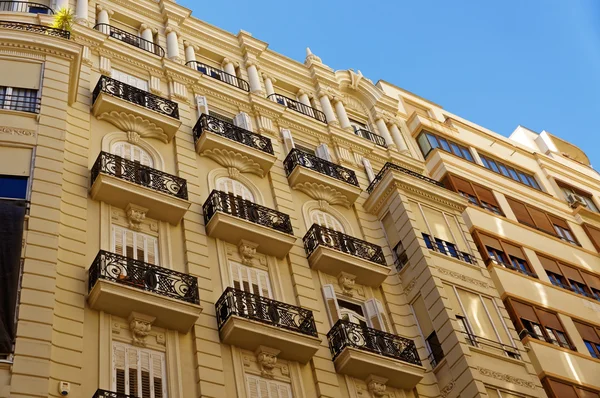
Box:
230;262;272;298
479;154;541;190
0;87;39;113
416;131;474;162
504;299;573;350
558;181;599;212
542;377;600;398
538;254;600;301
112;226;158;265
442;174;503;215
473;231;536;277
573;321;600;359
246;374;292;398
0;146;32;202
506;197;579;245
113;342;166;398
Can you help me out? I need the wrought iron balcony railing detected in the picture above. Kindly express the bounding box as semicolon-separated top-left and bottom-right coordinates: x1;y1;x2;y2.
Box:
88;250;200;304
92;389;134;398
93;75;179;119
367;162;444;193
0;93;41;113
93;24;165;57
354;128;387;148
91;151;188;200
284;149;359;187
327;319;421;365
216;287;318;337
303;224;386;265
186;60;250;92
203;190;293;235
0;1;53;14
459;331;521;359
193;113;274;155
267;93;326;123
422;233;475;264
0;20;69;38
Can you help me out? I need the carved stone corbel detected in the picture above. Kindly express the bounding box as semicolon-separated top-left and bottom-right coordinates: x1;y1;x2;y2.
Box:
337;272;356;296
366;375;388;397
255;346;280;378
125;204;148;231
238;240;259;266
128;312;156;347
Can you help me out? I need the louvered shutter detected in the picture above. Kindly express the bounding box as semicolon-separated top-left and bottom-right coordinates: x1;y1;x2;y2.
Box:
233;112;253;131
538;255;562;275
230;262;272;298
196;95;209;116
113;343;126;394
582;224;600;252
246;375;260;398
527;207;555;234
281;129;295;154
449;175;476;197
216;177;254;202
506;198;535;227
364;298;390;332
127;346;138;397
315;143;332;162
573;321;600;344
473;184;499;207
113;343;166;398
112;142;153;167
362;158;375;182
322;284;340;325
112;69;149;91
310;210;344;233
112;226;159;265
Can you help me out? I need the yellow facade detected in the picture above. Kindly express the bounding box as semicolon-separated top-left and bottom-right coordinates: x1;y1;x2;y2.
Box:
0;1;598;398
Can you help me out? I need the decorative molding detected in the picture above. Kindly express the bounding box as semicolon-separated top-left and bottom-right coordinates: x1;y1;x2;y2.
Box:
366;375;388;398
476;367;536;389
97;111;168;143
128;312;156;347
440;380;455;397
238;240;258;266
404;278;417;294
434;266;490;289
200;148;264;177
0;126;35;137
255;346;280;379
293;182;350;208
125;204;148;231
337;272;356;296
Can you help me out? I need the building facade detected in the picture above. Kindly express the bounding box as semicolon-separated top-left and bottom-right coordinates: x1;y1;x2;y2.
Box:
0;1;598;397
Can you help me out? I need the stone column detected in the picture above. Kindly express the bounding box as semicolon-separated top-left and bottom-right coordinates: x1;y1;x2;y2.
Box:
140;24;156;54
165;26;181;62
333;98;351;129
183;41;197;67
262;73;275;97
375;117;394;147
222;58;236;75
388;122;409;152
297;90;311;107
318;92;338;125
75;0;89;25
246;60;263;95
55;0;69;10
96;5;112;34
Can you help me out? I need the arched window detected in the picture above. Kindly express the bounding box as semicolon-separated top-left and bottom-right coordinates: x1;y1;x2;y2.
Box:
112;142;153;167
310;210;344;233
216;177;254;202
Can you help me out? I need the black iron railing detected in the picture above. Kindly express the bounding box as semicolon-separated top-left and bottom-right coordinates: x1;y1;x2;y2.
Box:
186;60;250;92
91;152;188;200
93;389;135;398
284;149;359;187
393;241;409;272
486;259;538;279
0;1;53;14
303;224;386;265
422;233;474;264
548;278;600;301
0;20;69;38
355;128;387;148
93;24;164;57
203;190;293;235
459;331;521;359
267;93;326;123
93;75;179;119
367;162;444;193
216;287;318;337
0;93;40;113
193;113;273;155
327;319;421;365
88;250;200;304
518;329;575;351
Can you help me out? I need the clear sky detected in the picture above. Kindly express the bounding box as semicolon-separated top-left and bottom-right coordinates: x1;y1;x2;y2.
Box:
178;0;600;167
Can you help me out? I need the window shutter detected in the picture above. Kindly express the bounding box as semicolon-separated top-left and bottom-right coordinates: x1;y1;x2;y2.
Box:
113;343;126;394
473;184;499;207
582;224;600;252
547;380;578;398
449;175;476;197
141;350;151;398
527;207;555;234
196;95;209;116
561;264;584;284
216;177;254;202
246;375;260;398
152;352;165;398
364;298;389;332
127;346;139;397
502;242;526;260
362;158;375;182
233;112;253;131
477;233;503;252
537;309;563;331
583;272;600;291
573;321;600;344
510;300;538;323
315;143;332;162
280;129;295;154
310;210;344;232
538;255;562;275
322;284;340;325
506;198;535;227
230;262;272;298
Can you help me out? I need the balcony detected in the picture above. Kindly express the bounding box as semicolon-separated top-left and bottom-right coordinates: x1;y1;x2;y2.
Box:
354;129;387;148
186;61;250;92
460;331;521;360
203;190;296;258
90;152;190;225
216;287;320;363
0;20;69;39
367;162;444;194
284;149;361;207
87;251;202;332
303;224;389;287
93;24;164;57
267;93;326;123
422;233;475;264
0;1;53;14
327;320;425;389
193;114;276;177
485;258;538;279
93;390;132;398
92;76;181;143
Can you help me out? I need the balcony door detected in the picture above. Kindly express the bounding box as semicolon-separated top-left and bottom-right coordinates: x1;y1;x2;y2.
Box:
217;177;256;220
310;210;356;253
112;342;166;398
112;226;159;288
111;69;149;91
112;142;154;188
230;262;277;324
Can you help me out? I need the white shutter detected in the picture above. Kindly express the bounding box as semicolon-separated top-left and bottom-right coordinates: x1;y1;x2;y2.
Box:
280;128;295;154
230;262;272;298
315;143;332;162
112;226;159;265
247;375;260;398
246;375;292;398
233;111;253;131
216;177;254;202
112;342;166;398
112;69;149;91
111;142;153;167
196;95;209;116
362;158;375;182
365;298;390;332
322;284;340;325
310;210;344;233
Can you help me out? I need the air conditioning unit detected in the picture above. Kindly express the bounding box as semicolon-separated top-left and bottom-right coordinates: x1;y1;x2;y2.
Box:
567;193;587;208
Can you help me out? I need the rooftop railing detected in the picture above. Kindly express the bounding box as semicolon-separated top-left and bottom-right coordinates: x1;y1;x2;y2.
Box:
354;128;387;148
367;162;444;193
284;149;359;187
186;61;250;92
94;23;165;57
267;93;326;123
0;1;53;14
0;20;69;38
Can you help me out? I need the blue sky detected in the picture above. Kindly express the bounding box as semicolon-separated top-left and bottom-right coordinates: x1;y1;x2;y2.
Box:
179;0;600;167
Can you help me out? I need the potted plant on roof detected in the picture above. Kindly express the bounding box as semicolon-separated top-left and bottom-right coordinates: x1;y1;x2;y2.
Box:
51;7;74;33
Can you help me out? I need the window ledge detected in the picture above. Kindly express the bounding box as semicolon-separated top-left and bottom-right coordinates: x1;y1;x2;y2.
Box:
429;249;484;273
468;344;524;366
0;108;39;119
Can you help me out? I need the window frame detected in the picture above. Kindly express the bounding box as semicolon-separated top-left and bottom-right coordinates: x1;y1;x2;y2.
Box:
473;231;537;278
479;153;541;191
538;253;600;301
416;131;474;163
442;174;504;216
0;86;40;113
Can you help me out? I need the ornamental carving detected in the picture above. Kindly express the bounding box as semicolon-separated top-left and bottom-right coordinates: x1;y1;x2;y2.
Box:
337;272;356;296
125;204;148;231
293;182;350;208
440;380;455;397
255;346;280;378
238;240;258;266
404;278;417;294
97;111;168;143
476;367;536;389
128;312;155;347
366;375;388;397
435;266;490;289
0;126;35;137
200;148;264;177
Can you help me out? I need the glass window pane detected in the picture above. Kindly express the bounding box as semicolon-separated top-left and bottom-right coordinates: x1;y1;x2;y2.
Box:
450;143;462;157
0;175;28;199
460;147;474;162
518;172;531;185
508;168;520;181
499;164;510;177
527;176;540;190
489;160;500;173
417;133;432;157
427;133;439;149
439;138;451;152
